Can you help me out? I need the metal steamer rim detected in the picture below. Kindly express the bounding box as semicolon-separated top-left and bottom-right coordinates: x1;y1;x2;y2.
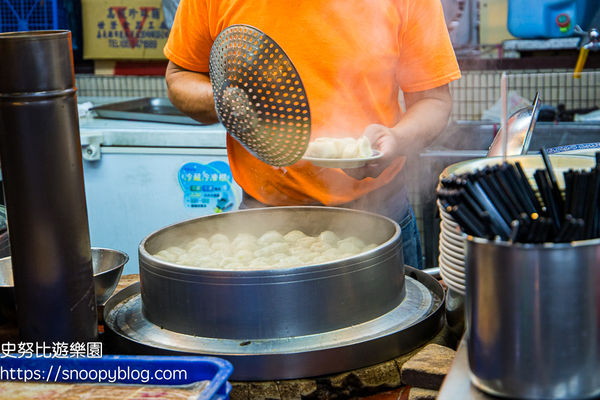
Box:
103;267;444;381
209;24;311;167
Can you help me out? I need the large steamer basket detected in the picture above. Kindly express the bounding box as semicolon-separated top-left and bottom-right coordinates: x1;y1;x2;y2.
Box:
139;207;404;340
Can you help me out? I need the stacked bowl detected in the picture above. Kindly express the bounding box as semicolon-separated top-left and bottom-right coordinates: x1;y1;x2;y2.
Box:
436;154;596;294
438;201;466;295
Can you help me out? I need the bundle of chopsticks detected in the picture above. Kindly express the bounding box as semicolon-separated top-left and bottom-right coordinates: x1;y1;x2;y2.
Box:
437;149;600;243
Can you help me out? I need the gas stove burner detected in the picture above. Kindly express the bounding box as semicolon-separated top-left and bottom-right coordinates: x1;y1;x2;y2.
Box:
103;267;444;381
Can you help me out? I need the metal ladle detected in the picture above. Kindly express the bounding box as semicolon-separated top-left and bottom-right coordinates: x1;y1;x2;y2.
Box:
488;92;540;157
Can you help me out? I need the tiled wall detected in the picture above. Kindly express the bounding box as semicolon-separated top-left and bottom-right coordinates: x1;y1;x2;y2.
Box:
77;68;600;121
450;68;600;120
76;74;168;98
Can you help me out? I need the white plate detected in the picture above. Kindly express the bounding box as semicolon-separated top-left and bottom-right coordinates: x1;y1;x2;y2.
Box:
439;256;465;277
439;267;466;294
440;270;466;288
440;242;465;261
441;238;464;253
440;215;459;228
440;236;464;255
439;262;466;283
441;229;465;246
439;208;456;222
440;221;461;233
440;252;465;271
302;151;383;169
441;221;462;236
442;278;466;295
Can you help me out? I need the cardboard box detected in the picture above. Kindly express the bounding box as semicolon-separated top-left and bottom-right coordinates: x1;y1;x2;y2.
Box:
82;0;169;60
480;0;515;45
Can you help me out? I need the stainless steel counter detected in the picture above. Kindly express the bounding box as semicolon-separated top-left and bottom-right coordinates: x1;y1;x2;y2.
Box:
79;97;227;151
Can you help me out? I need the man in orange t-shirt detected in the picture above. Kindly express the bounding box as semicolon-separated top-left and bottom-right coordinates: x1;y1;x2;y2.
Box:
164;0;461;269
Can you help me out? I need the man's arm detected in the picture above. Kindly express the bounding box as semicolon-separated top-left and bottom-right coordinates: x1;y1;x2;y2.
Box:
348;84;452;179
165;61;220;124
392;84;452;152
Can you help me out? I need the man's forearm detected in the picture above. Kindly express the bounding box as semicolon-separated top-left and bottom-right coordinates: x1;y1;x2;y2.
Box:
165;61;220;124
391;85;452;155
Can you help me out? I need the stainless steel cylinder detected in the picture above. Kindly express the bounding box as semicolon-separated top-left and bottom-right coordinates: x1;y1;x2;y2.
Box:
139;207;405;339
0;31;97;342
465;236;600;399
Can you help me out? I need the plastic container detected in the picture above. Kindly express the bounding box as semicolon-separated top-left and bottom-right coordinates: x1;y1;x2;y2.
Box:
0;355;233;400
507;0;596;38
0;0;62;32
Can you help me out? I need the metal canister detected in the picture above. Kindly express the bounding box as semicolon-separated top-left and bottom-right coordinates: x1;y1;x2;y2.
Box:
0;31;97;342
465;236;600;399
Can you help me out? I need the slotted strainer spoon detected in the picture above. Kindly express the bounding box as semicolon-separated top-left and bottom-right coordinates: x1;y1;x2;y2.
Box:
209;24;312;167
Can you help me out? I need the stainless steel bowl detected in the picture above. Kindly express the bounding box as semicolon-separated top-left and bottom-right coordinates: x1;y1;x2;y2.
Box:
92;247;129;304
0;247;128;323
139;206;405;340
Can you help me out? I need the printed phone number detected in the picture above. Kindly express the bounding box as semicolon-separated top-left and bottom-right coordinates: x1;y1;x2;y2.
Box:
0;365;187;384
0;342;102;358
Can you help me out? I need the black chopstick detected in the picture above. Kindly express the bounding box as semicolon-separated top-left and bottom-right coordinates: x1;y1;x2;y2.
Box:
514;161;544;214
436;153;600;243
540;148;565;221
533;169;560;230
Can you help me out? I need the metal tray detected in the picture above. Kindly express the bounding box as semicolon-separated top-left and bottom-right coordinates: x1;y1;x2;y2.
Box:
91;98;204;125
103;267;444;381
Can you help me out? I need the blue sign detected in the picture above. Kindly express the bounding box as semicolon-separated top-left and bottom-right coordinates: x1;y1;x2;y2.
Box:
178;161;236;212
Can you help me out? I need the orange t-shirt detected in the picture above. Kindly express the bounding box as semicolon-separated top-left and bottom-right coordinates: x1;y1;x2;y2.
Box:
164;0;461;206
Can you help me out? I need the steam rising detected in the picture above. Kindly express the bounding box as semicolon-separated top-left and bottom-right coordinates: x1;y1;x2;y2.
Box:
286;0;455;218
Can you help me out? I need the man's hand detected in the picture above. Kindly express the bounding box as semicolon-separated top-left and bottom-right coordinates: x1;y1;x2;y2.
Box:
342;124;399;179
342;84;453;180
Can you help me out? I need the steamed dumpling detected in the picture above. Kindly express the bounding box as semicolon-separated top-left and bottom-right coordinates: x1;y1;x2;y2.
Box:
232;233;258;251
342;141;359;158
306;140;337;158
257;230;284;246
186;237;209;250
209;234;229;246
357;136;372;157
153;228;382;271
305;136;373;159
284;230;306;242
319;231;340;246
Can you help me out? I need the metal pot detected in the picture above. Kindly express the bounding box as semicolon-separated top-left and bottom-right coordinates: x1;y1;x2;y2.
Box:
139;206;405;340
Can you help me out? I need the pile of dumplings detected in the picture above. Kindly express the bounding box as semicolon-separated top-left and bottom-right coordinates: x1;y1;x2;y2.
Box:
304;136;373;159
153;230;379;270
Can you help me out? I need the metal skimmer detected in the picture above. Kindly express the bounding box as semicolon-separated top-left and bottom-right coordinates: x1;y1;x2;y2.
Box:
209;25;311;167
